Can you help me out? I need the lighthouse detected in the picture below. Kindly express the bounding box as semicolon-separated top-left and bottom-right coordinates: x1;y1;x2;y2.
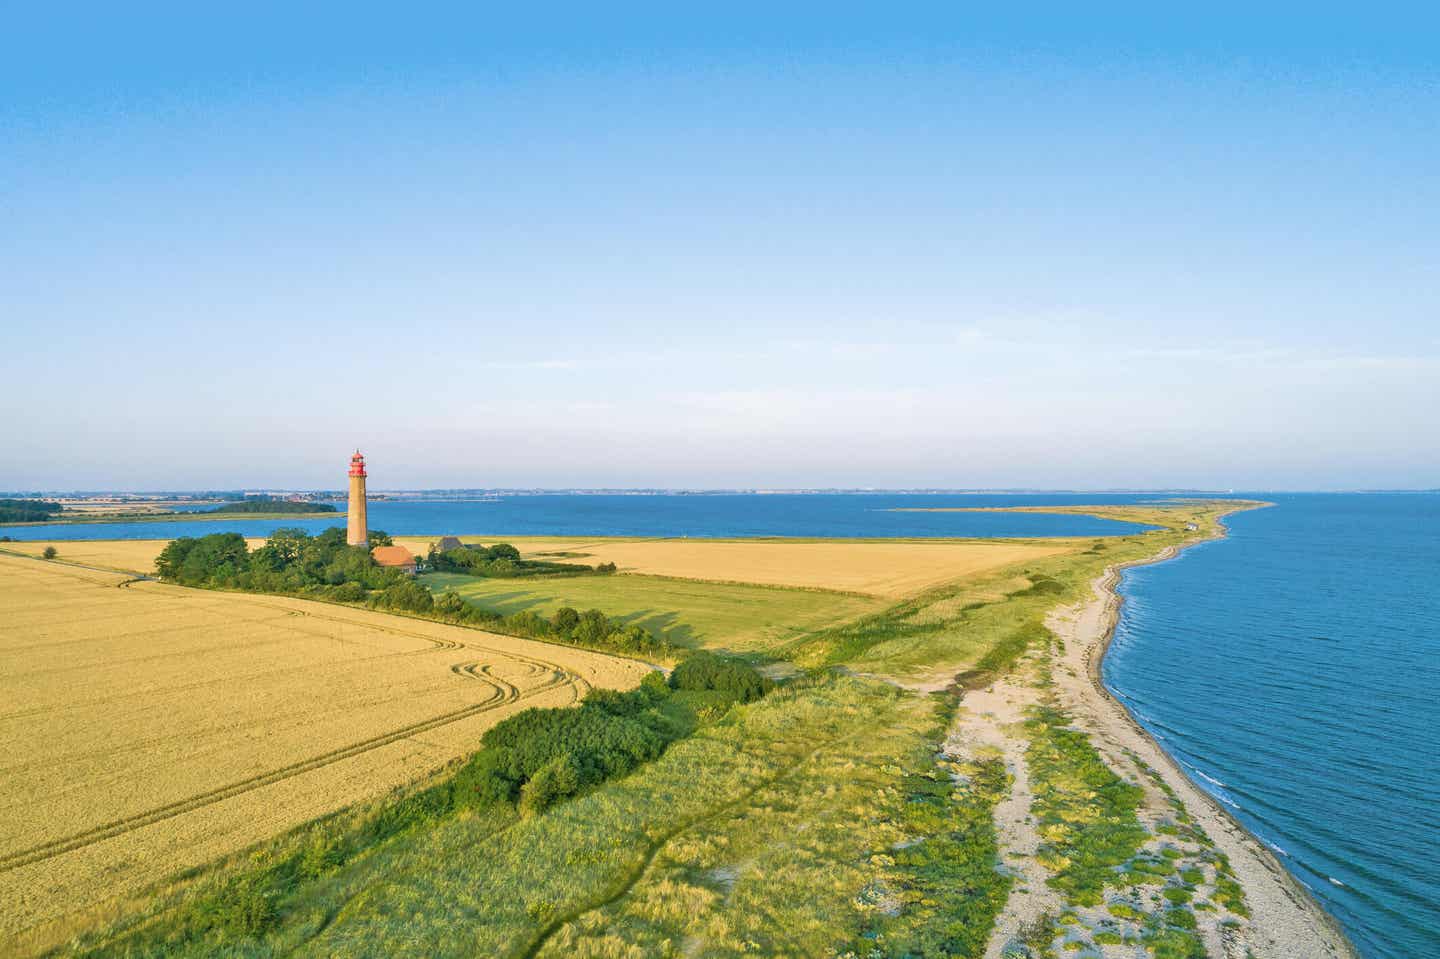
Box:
347;451;368;546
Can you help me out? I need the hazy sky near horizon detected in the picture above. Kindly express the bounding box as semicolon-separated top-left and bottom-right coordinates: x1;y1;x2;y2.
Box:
3;4;1438;491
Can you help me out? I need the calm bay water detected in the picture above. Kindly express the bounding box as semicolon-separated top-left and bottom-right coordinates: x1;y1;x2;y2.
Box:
1104;494;1440;957
0;493;1159;541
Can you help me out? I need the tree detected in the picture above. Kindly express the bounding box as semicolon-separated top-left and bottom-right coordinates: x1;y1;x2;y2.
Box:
669;651;773;703
551;606;580;634
42;546;57;560
435;590;467;617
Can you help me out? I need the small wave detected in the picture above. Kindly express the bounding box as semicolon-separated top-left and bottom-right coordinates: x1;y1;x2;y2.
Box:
1193;769;1229;789
1329;876;1347;887
1265;840;1290;857
1211;790;1241;810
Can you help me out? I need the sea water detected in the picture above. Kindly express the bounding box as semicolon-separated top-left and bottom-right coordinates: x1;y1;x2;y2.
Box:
0;492;1159;541
1104;493;1440;957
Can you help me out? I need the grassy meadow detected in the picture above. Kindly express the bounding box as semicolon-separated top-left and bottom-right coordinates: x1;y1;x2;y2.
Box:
422;570;886;653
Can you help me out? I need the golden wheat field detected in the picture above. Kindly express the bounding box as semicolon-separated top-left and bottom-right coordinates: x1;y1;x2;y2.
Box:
399;536;1078;597
0;538;210;574
8;537;1078;599
0;553;649;944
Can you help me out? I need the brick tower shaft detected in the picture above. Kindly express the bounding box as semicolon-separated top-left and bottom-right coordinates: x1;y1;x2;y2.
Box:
347;451;368;547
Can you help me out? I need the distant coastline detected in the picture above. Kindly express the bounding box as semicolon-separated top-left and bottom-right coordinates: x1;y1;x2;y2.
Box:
0;510;342;528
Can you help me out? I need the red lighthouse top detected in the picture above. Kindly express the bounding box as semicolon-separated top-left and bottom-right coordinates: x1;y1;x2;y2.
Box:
349;450;367;477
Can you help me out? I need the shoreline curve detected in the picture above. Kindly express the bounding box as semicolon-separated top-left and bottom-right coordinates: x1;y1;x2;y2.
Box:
1062;506;1361;958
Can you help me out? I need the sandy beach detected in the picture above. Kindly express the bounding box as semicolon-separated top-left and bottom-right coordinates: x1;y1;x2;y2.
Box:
943;507;1361;958
1043;534;1361;957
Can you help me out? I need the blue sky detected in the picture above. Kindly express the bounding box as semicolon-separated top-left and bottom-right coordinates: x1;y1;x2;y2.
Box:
3;4;1437;490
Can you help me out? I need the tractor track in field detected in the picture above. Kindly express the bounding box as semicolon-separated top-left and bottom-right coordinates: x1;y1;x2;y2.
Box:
0;555;617;877
0;669;582;874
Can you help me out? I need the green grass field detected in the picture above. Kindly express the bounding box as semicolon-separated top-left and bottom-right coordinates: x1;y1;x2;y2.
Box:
421;571;885;654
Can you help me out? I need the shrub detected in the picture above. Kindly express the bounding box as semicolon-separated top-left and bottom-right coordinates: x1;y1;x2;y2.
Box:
371;580;434;613
518;752;582;817
42;546;57;560
551;606;580;634
457;690;680;812
434;590;467;617
488;543;521;561
331;581;367;603
202;876;276;937
669;651;773;703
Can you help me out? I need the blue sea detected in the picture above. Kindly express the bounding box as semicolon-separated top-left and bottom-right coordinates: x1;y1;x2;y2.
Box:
1104;493;1440;958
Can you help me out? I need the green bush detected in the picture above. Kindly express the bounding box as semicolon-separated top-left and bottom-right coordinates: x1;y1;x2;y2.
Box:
434;589;467;616
331;581;367;603
455;679;689;811
519;753;582;817
42;545;57;560
551;606;580;633
669;650;773;703
371;580;434;613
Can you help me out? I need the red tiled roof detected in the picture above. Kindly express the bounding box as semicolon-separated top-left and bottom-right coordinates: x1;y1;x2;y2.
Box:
371;545;415;567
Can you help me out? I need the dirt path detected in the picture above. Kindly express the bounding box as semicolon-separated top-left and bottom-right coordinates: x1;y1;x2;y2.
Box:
948;678;1062;958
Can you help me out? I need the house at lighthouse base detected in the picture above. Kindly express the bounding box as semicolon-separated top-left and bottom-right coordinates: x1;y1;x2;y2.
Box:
371;545;417;576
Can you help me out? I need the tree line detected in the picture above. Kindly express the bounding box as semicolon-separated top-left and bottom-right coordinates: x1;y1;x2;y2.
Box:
0;498;64;523
153;528;671;658
428;542;616;578
203;498;337;514
156;527;397;598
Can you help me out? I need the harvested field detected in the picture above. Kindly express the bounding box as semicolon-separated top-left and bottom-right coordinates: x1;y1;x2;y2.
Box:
0;553;649;947
401;537;1077;597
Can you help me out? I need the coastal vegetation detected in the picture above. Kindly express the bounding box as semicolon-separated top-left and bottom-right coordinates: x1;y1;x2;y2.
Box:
429;541;614;578
13;501;1283;958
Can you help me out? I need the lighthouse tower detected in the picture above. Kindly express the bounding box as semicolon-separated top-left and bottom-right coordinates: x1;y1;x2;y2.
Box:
347;451;368;546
